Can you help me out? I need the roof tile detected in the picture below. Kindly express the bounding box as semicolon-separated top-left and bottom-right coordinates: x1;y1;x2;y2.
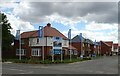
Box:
21;23;68;39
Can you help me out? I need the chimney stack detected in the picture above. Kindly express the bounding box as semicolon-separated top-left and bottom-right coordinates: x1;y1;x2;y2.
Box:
47;23;51;27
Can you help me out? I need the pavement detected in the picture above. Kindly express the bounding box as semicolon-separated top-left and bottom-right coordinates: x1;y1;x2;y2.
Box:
2;56;118;74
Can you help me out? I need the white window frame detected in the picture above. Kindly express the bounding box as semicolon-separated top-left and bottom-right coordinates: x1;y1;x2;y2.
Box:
16;49;26;56
83;44;84;47
74;50;78;55
31;48;41;56
64;40;67;46
88;44;90;47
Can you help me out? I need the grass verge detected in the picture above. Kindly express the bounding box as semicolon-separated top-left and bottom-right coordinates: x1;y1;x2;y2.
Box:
2;57;92;64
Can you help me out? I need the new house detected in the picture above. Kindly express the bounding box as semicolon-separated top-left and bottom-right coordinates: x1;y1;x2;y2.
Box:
71;35;99;57
100;41;113;56
14;23;73;59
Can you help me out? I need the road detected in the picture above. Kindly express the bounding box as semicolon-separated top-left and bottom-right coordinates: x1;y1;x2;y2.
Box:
2;56;118;74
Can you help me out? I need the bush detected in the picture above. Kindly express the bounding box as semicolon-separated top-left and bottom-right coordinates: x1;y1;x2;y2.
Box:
83;57;91;60
2;57;92;64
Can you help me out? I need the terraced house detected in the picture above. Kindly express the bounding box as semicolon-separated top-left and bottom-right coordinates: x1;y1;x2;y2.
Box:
14;23;76;60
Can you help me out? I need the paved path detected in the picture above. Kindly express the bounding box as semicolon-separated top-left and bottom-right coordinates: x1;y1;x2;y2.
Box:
2;56;118;74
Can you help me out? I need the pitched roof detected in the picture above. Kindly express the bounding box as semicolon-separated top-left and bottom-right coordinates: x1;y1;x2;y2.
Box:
96;42;100;45
71;35;85;42
71;35;93;44
104;41;113;48
100;41;110;47
21;23;68;39
85;39;94;44
113;44;118;49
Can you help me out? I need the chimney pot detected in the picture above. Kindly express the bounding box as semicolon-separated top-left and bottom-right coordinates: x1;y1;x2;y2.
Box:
47;23;51;27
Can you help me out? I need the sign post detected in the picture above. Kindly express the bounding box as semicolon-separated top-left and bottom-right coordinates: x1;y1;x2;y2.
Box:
68;29;71;61
16;30;21;60
53;37;62;62
80;33;83;59
38;26;44;62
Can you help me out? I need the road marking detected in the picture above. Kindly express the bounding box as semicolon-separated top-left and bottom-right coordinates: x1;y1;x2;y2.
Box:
3;68;25;72
96;71;105;74
19;71;34;74
3;62;12;63
9;68;24;71
68;60;93;65
30;66;48;68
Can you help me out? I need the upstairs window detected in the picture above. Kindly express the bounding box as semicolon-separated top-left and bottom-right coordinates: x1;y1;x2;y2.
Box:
83;44;84;47
88;44;90;47
21;40;24;44
36;38;39;44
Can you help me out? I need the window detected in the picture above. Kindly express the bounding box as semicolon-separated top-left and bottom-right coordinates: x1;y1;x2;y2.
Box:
83;44;84;47
31;48;41;56
53;41;62;47
56;37;60;40
16;49;26;55
21;40;24;44
36;38;39;44
64;40;67;46
88;44;90;47
67;50;74;55
74;50;78;55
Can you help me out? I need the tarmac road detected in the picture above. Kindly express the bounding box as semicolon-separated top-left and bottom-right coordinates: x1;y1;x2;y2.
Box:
2;56;118;74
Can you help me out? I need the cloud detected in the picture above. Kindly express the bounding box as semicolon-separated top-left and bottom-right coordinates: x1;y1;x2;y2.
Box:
0;2;118;43
85;21;118;31
62;29;118;43
3;12;35;36
0;2;19;9
12;2;118;24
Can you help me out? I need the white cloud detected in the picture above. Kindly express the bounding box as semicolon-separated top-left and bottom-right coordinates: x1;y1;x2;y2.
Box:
62;22;118;43
3;12;35;36
11;2;118;24
85;21;118;31
0;2;19;9
0;2;118;44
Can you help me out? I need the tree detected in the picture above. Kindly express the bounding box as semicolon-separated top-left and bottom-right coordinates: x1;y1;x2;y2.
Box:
1;13;14;51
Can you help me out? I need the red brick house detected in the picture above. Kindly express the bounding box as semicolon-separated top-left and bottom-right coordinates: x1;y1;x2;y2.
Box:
93;42;101;56
71;35;95;57
100;41;113;56
14;23;71;59
112;43;118;55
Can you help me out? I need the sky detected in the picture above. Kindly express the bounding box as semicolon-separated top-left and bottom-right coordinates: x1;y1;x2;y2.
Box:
0;0;119;43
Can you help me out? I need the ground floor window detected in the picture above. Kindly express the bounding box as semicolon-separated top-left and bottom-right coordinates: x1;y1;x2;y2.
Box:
31;48;41;56
67;50;74;55
74;50;78;55
16;49;26;56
